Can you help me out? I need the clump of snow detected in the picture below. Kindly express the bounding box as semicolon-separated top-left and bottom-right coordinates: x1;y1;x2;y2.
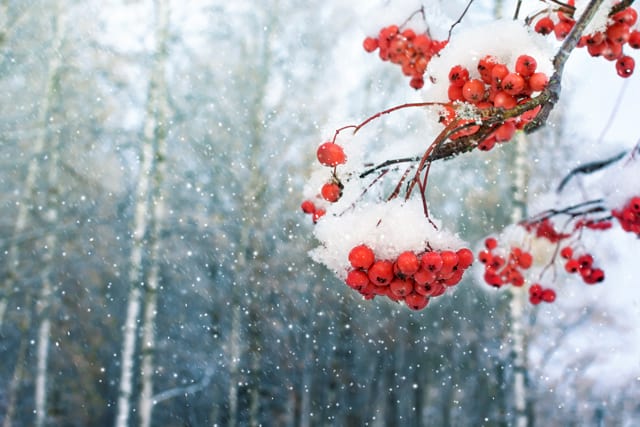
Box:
424;19;556;102
310;197;467;278
601;153;640;210
576;0;618;36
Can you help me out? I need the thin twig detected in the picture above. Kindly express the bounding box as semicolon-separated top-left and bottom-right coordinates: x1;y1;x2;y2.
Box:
448;0;475;40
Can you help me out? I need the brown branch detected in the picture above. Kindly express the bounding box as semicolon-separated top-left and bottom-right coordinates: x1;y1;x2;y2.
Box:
448;0;476;40
524;0;607;133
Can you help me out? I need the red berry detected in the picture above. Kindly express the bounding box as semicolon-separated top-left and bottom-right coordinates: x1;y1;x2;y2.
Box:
629;30;640;49
584;268;605;284
606;23;631;44
615;7;638;25
442;270;464;286
348;245;375;269
405;293;429;310
529;283;543;297
320;182;341;202
528;72;548;92
494;121;516;142
515;55;537;77
368;260;394;286
456;248;474;269
301;200;315;214
345;270;370;290
554;21;574;40
485;237;498;250
516;251;533;269
541;288;556;303
490;63;509;85
565;259;580;273
421;251;443;272
616;55;635;78
535;17;555;35
316;142;346;167
577;254;593;269
477;55;499;84
501;73;526;96
312;208;325;223
413;268;436;286
396;251;420;276
410;76;424;90
448;65;470;87
560;246;573;259
493;91;517;109
440;250;459;270
390;278;415;297
448;84;465;102
462;79;486;103
484;270;503;287
363;36;379;53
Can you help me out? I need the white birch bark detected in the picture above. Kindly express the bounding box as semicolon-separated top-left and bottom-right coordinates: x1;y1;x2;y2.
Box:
509;132;530;427
0;0;64;330
138;0;170;425
114;0;169;423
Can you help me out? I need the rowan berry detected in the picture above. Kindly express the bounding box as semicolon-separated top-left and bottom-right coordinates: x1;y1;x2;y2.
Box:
368;260;394;286
348;244;375;270
462;79;486;103
629;30;640;49
301;200;315;214
541;288;556;303
501;73;526;96
421;251;443;272
345;270;370;290
396;251;420;276
321;182;341;202
316;142;346;167
515;55;537;77
390;278;414;297
528;72;548;92
449;65;470;87
606;23;631;44
616;55;635;78
363;37;379;53
535;17;555;35
405;293;429;310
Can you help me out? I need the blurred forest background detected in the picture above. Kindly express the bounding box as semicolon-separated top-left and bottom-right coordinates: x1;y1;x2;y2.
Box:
1;0;639;426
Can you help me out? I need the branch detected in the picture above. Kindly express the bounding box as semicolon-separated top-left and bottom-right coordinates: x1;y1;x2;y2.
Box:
524;0;607;133
151;367;215;404
556;150;627;192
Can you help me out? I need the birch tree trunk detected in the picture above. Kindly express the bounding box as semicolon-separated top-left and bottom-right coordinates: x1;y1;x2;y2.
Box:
0;0;64;330
114;0;170;425
509;132;531;427
138;1;170;426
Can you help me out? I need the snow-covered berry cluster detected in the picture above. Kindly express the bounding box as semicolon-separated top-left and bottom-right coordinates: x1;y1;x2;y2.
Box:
345;244;473;310
441;54;547;150
533;2;639;77
612;195;640;235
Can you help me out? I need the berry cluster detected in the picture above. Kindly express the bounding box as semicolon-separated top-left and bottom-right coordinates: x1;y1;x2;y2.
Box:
363;25;447;89
528;283;556;305
442;54;547;150
345;244;474;310
560;246;605;285
523;218;571;243
534;3;639;77
478;237;533;288
300;199;326;223
612;196;640;235
532;2;576;40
